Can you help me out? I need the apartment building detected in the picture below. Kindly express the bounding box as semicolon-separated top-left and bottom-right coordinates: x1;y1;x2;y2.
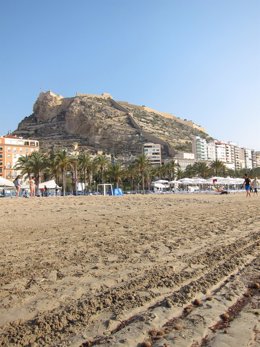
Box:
244;148;253;170
254;151;260;168
207;142;216;161
143;143;162;165
215;141;226;163
192;136;257;170
192;136;208;161
0;135;39;179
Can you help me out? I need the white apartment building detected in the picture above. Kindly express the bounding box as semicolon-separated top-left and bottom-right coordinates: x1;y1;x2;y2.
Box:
244;148;253;169
192;136;208;161
233;146;242;170
254;151;260;168
215;141;226;163
192;136;257;170
224;143;236;170
143;143;162;165
207;142;216;161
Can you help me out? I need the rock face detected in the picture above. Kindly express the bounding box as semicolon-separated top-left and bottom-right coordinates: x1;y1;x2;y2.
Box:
14;91;209;159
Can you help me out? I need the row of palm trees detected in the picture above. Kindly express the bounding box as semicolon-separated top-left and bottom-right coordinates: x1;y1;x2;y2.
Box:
184;160;259;179
14;149;181;194
14;149;256;194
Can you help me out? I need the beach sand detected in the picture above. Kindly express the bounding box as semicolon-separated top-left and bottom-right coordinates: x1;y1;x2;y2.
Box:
0;193;259;346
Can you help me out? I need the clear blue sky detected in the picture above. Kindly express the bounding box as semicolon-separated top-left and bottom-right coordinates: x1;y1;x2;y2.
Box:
1;0;259;150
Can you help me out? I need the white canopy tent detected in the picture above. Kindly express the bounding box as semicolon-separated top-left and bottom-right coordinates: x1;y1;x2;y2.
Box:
177;178;196;185
151;180;170;191
207;177;244;186
0;177;15;187
39;180;61;189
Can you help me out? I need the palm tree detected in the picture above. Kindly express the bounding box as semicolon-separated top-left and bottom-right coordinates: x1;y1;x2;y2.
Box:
69;154;79;195
28;152;48;193
134;154;150;193
163;160;179;180
14;154;32;178
15;152;47;194
124;163;138;191
107;162;124;188
184;164;196;178
193;161;210;178
176;167;184;180
78;151;92;194
210;160;226;176
94;154;109;184
55;149;71;196
45;150;58;183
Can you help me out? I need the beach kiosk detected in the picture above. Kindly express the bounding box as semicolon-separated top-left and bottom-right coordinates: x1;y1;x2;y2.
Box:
97;183;113;196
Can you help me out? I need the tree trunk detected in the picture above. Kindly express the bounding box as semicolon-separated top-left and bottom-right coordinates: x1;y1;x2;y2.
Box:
62;170;66;196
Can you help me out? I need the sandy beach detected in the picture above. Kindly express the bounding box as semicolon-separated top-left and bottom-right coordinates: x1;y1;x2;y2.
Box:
0;193;259;347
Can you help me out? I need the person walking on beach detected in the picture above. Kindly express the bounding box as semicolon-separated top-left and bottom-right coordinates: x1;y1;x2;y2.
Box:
14;175;22;197
251;177;258;195
243;174;251;197
29;176;36;197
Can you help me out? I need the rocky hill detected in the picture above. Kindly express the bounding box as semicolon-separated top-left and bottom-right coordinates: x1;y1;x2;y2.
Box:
13;91;210;159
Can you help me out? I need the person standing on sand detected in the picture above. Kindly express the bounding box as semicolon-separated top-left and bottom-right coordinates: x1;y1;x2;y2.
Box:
251;177;258;195
29;176;36;197
14;175;22;197
243;174;251;197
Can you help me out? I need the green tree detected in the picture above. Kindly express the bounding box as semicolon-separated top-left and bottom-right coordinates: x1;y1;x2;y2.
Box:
163;160;179;180
193;161;210;178
107;162;124;188
15;152;47;193
55;149;71;195
134;154;150;193
14;154;32;178
94;154;110;184
78;151;92;194
124;163;138;191
210;160;226;176
184;164;196;178
45;148;60;182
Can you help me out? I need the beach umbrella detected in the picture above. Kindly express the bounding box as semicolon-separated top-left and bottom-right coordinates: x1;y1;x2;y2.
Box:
153;183;167;189
191;177;208;184
177;178;194;185
0;177;15;187
154;180;169;184
39;180;61;189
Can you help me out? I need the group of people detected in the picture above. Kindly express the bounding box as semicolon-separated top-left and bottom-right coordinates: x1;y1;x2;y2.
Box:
13;175;36;197
243;174;258;197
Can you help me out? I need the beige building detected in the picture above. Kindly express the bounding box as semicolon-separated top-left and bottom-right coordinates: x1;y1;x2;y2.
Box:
0;135;39;179
143;143;162;166
173;152;195;170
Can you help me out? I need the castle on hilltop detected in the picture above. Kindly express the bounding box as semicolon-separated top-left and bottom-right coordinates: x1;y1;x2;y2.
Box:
75;92;113;100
